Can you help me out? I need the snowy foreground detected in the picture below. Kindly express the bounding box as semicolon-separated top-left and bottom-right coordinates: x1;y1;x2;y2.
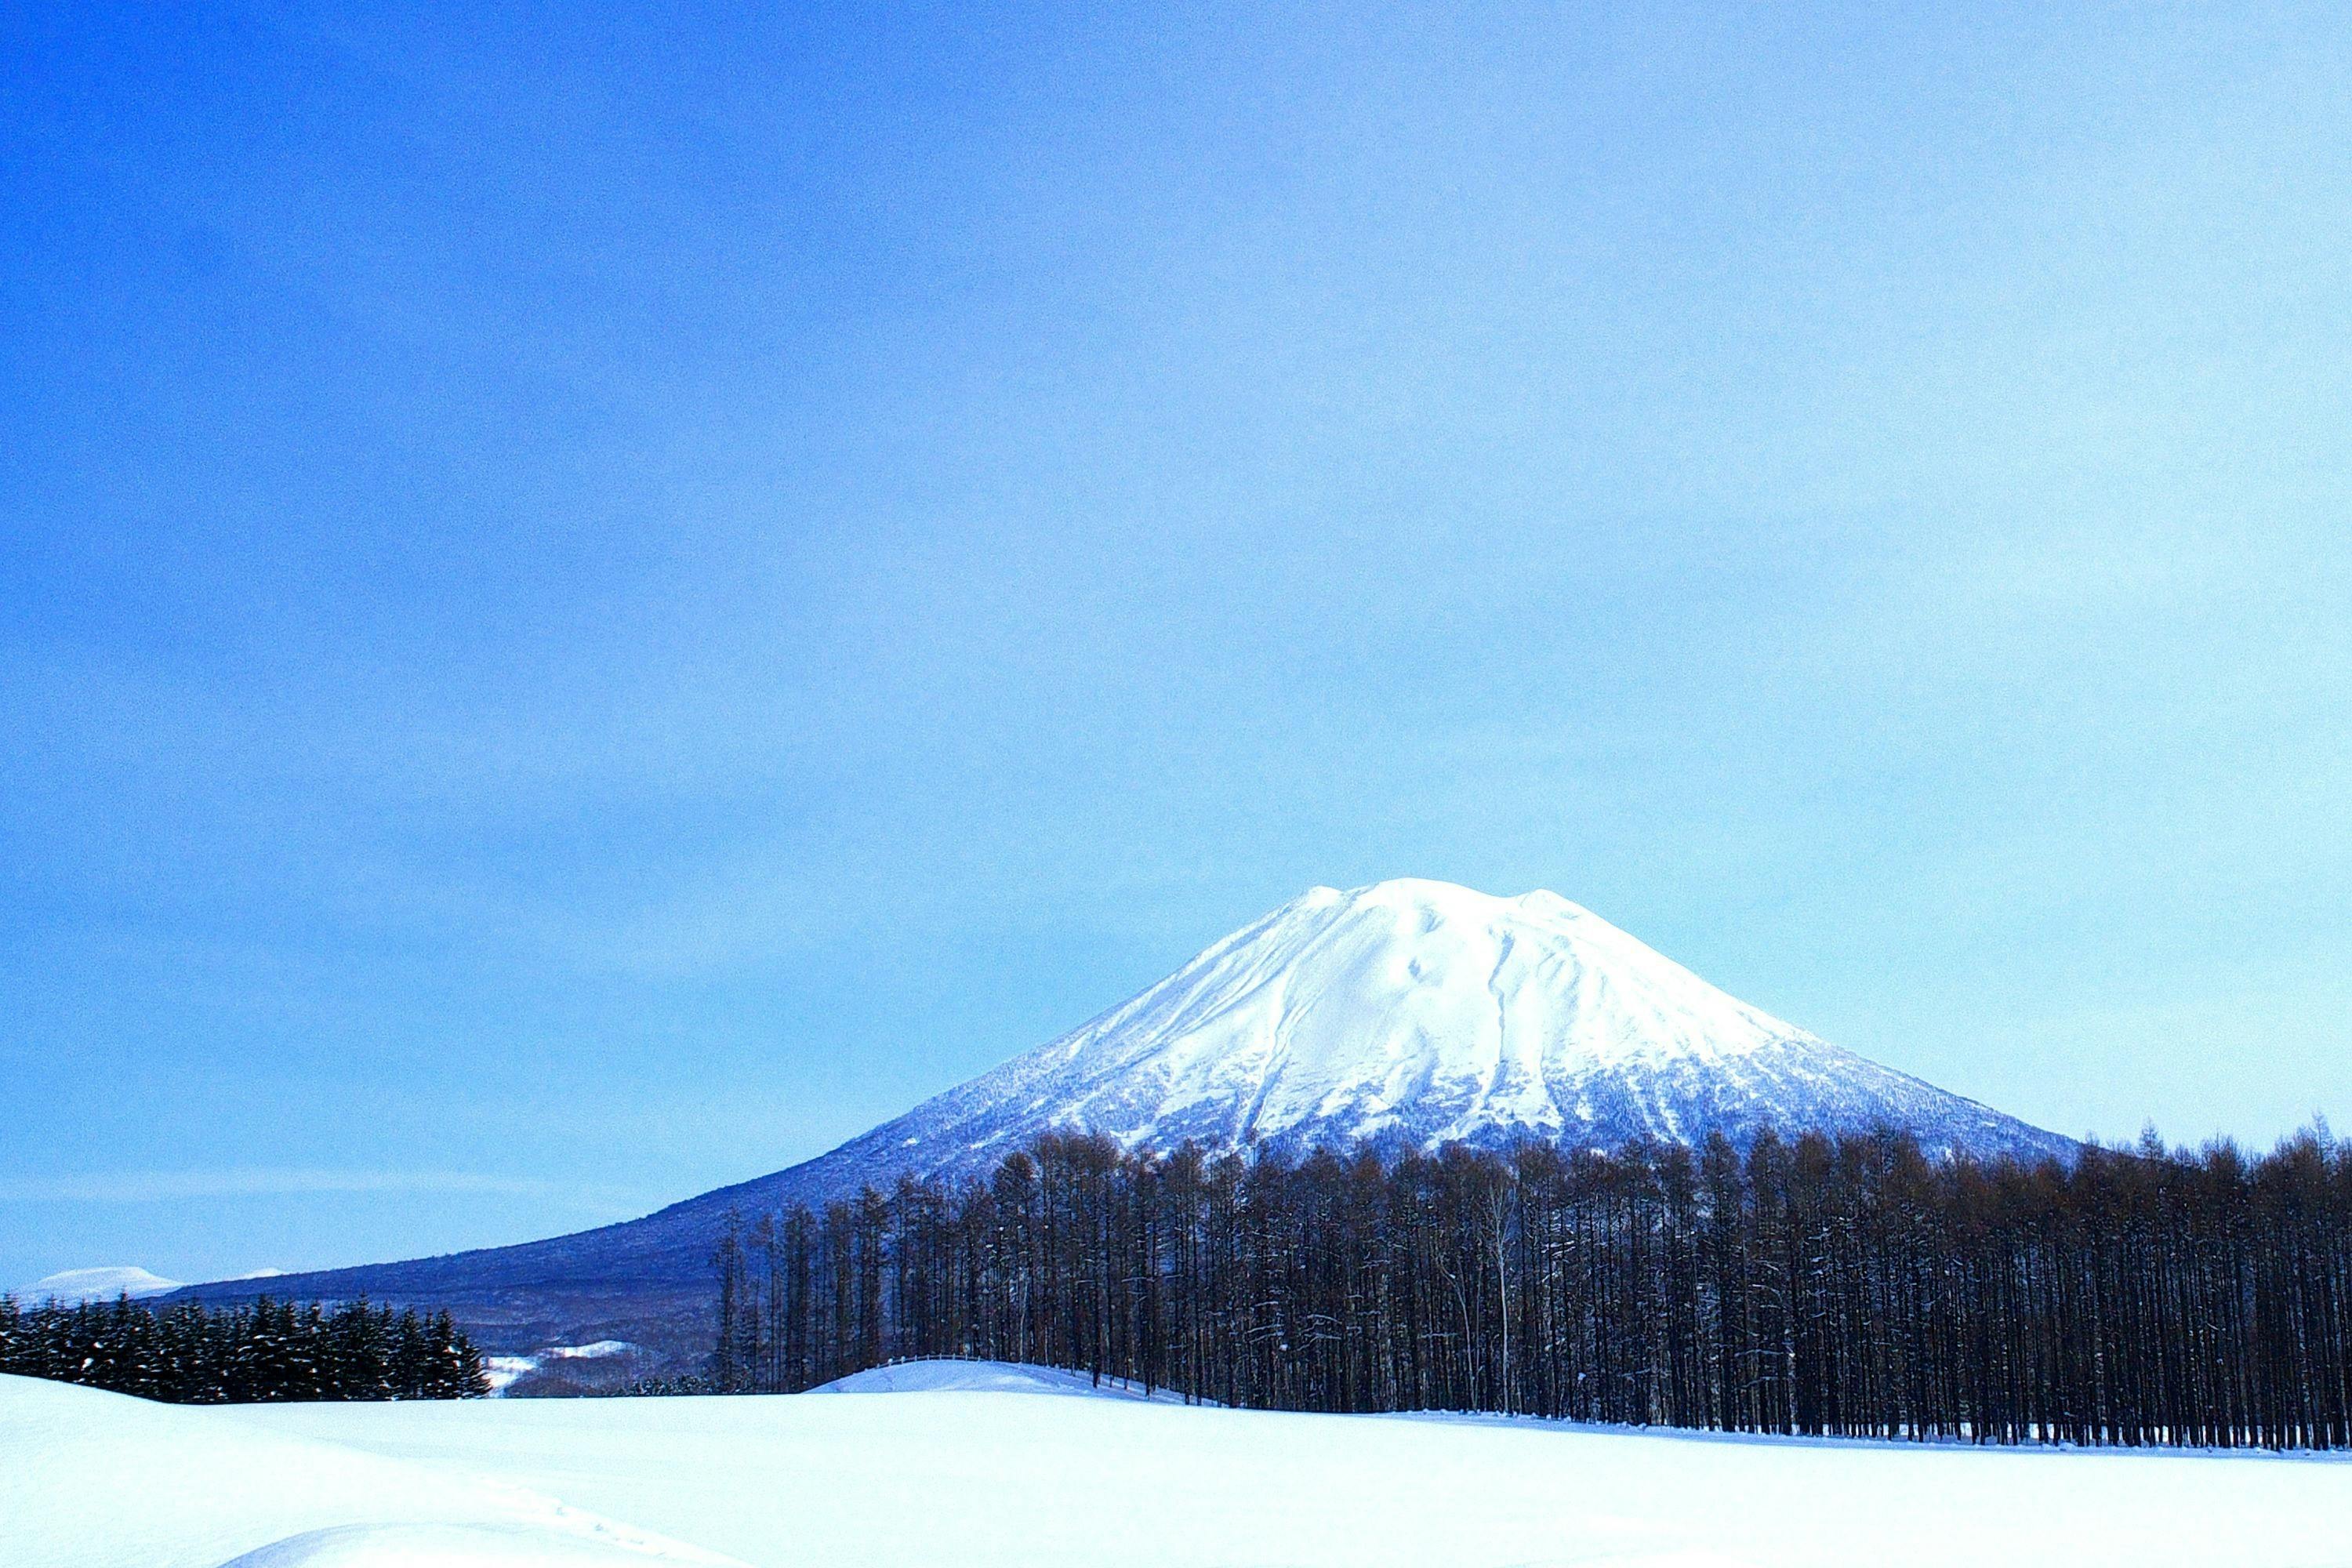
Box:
7;1364;2351;1568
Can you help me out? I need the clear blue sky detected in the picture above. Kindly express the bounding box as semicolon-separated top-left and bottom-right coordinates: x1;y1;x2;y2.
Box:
4;3;2347;1289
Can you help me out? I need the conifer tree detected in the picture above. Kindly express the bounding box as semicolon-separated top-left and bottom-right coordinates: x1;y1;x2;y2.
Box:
1;1293;485;1404
714;1123;2352;1450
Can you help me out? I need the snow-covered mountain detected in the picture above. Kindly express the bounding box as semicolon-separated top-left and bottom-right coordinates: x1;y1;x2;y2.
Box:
174;879;2071;1350
724;878;2070;1200
21;1267;185;1305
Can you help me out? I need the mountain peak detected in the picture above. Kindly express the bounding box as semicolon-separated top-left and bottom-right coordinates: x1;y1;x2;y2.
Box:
1282;879;1615;947
1290;876;1589;919
780;878;2074;1190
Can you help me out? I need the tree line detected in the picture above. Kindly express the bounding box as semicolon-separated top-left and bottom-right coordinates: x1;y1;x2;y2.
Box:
0;1293;490;1403
710;1125;2352;1450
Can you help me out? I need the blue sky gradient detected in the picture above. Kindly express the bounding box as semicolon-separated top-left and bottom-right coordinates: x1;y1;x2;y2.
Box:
5;2;2349;1287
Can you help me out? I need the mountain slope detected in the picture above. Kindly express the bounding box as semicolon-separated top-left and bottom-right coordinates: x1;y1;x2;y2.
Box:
176;880;2072;1350
815;879;2067;1168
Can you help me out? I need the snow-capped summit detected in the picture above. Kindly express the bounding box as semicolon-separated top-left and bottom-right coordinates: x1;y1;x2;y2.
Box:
786;877;2071;1182
985;875;1817;1152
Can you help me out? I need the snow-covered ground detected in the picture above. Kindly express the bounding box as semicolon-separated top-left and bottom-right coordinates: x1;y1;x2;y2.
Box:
0;1374;735;1567
8;1361;2350;1568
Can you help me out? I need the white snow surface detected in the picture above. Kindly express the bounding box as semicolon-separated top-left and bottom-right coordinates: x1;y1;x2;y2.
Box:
1076;879;1790;1138
0;1374;739;1568
791;879;2071;1196
214;1524;708;1568
13;1359;2346;1568
810;1358;1192;1400
20;1265;185;1302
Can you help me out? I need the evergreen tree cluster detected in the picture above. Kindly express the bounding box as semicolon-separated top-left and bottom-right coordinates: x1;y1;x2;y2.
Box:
0;1293;490;1403
711;1126;2352;1449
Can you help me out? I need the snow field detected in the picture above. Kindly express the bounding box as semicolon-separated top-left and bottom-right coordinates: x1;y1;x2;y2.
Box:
245;1361;2350;1568
9;1360;2350;1567
0;1374;738;1568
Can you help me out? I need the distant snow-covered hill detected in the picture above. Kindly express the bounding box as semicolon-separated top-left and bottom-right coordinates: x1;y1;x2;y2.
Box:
21;1267;185;1305
174;879;2071;1351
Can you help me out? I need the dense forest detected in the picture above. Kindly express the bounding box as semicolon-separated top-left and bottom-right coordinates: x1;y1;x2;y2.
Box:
0;1294;489;1403
710;1126;2352;1450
